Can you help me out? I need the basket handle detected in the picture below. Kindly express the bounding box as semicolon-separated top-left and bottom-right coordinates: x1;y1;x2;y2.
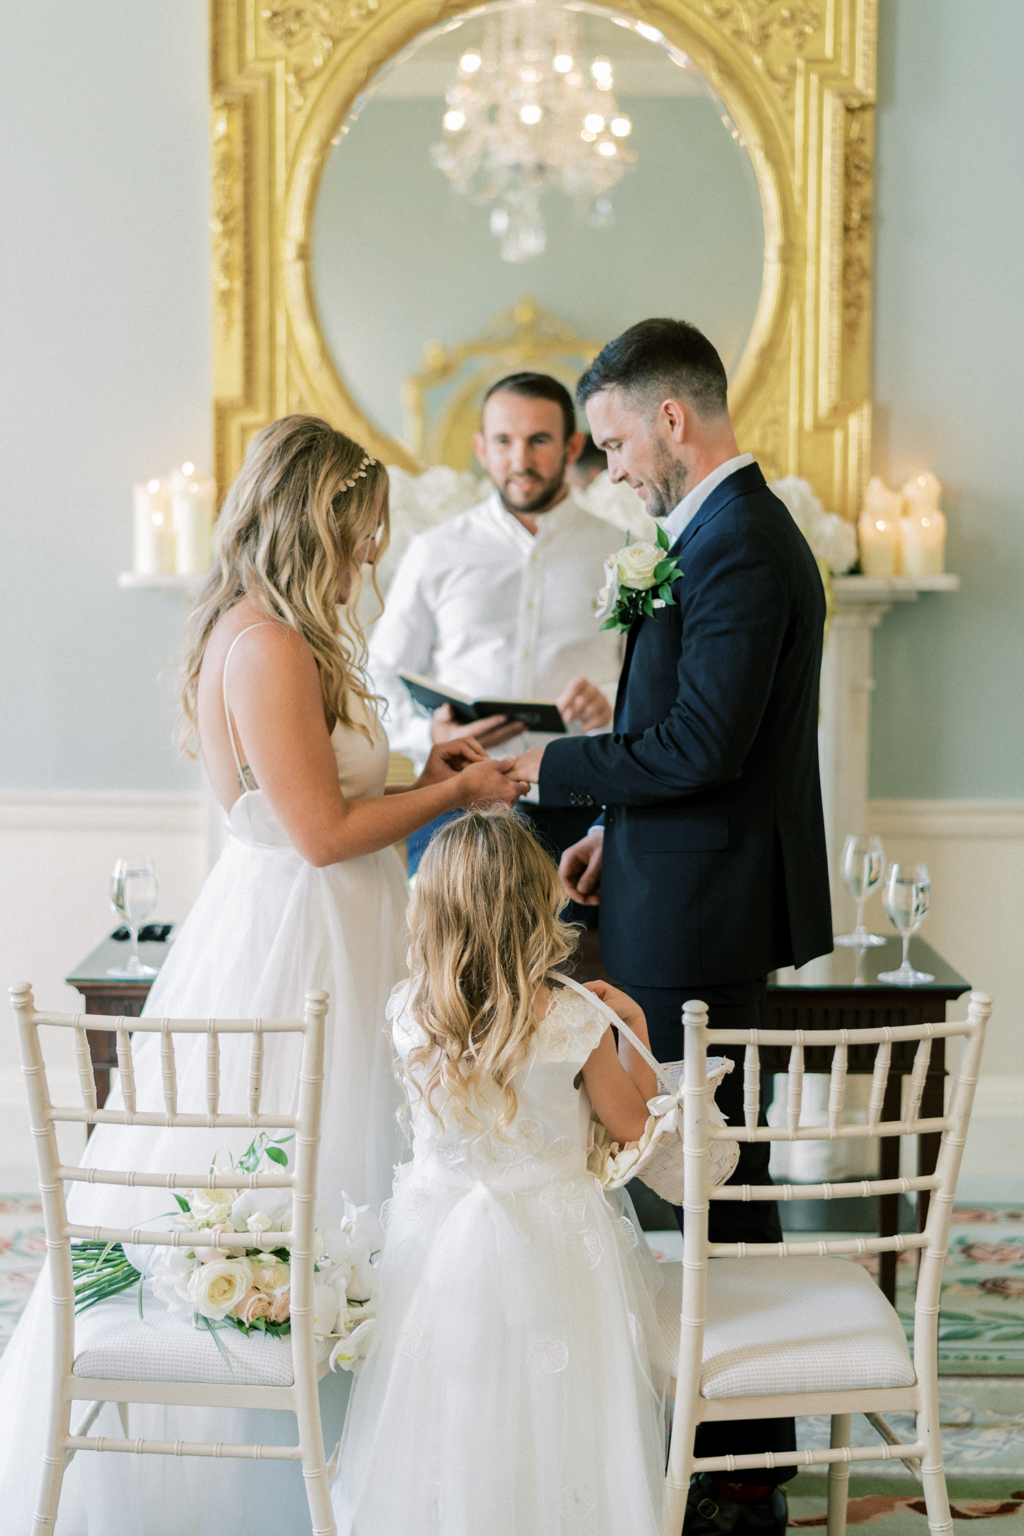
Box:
551;974;680;1098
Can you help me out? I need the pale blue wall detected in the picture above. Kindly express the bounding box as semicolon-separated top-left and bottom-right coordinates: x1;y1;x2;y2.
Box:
869;0;1024;797
0;0;210;791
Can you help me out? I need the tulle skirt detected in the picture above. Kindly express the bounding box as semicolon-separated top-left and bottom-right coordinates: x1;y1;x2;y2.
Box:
332;1164;668;1536
0;833;410;1534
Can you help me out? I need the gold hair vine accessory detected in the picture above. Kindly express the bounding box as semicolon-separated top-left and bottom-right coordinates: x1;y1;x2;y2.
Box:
340;453;376;491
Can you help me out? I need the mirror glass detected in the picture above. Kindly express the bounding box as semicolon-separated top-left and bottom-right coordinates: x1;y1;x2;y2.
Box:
311;1;765;459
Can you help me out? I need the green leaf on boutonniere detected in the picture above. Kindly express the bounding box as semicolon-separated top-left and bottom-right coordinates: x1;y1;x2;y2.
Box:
655;523;670;551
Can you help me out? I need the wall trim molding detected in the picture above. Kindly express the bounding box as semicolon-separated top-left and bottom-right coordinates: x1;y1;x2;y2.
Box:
868;798;1024;840
0;791;205;835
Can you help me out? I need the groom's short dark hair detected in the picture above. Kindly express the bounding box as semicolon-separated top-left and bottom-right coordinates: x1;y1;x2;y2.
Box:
576;318;729;421
482;372;576;442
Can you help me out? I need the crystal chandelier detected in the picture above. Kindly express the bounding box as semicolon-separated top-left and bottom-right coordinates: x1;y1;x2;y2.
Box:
432;5;636;263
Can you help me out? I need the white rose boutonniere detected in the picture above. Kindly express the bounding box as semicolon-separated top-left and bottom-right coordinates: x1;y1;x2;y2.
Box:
597;525;684;633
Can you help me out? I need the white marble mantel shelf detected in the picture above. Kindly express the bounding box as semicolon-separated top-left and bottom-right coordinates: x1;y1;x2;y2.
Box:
832;572;960;602
820;570;960;925
118;571;205;592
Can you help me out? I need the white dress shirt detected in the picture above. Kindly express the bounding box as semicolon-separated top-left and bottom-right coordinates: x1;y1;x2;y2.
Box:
660;453;754;548
369;490;624;772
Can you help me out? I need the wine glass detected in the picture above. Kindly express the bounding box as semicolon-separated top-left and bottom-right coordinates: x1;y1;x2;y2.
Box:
834;834;887;947
877;861;934;985
106;857;159;979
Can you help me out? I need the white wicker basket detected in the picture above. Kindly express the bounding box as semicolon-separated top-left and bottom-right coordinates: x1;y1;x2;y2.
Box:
555;976;740;1205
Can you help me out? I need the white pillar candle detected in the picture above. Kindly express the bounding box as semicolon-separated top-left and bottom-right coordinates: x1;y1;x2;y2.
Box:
133;479;174;574
857;476;903;577
900;472;946;576
171;462;217;575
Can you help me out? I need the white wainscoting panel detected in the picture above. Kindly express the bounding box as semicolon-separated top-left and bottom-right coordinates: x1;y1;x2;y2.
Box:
0;792;207;1186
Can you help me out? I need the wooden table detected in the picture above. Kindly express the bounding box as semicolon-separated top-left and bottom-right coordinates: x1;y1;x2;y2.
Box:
767;936;969;1301
66;932;173;1108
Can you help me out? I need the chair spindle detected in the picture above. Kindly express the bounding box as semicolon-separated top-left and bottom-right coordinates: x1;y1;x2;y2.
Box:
868;1039;891;1129
160;1024;177;1117
248;1025;264;1118
743;1043;760;1132
206;1028;220;1116
786;1041;804;1134
906;1036;933;1125
115;1025;136;1114
73;1021;98;1118
828;1041;848;1136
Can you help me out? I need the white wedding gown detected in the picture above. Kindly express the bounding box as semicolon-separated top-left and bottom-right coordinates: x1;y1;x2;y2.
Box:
333;979;668;1536
0;631;410;1534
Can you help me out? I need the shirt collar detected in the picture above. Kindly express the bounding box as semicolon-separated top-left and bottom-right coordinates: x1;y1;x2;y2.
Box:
485;486;578;545
660;453;754;548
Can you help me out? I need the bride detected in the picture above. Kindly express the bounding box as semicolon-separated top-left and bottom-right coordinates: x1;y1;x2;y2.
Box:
0;416;524;1534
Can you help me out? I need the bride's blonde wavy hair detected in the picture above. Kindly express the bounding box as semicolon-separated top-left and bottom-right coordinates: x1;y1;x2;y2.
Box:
176;414;389;757
405;806;578;1137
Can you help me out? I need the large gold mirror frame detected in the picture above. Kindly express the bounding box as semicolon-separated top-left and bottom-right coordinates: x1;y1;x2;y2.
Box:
211;0;876;518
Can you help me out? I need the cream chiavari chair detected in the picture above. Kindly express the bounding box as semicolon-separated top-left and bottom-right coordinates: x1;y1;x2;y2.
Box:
657;991;991;1536
10;982;337;1536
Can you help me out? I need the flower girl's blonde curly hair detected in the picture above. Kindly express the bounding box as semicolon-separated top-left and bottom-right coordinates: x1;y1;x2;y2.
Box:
405;806;578;1137
176;414;389;757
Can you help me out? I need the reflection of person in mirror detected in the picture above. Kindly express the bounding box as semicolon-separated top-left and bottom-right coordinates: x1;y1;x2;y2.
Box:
368;373;624;903
511;319;833;1536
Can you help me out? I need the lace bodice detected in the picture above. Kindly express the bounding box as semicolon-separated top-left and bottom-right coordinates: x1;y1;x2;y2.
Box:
391;982;609;1189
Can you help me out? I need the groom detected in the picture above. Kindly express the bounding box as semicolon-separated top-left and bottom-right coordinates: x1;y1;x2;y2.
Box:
512;319;833;1535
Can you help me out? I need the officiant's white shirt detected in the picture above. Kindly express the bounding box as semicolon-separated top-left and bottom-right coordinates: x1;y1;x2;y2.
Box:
660;452;754;548
369;489;624;772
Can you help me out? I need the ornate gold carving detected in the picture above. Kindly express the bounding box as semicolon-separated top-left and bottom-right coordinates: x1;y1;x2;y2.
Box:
703;0;823;99
842;105;873;344
261;1;381;108
404;298;603;470
213;0;876;517
210;105;240;334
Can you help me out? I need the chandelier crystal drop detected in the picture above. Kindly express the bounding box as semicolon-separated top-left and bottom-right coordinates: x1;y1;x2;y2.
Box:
431;5;636;263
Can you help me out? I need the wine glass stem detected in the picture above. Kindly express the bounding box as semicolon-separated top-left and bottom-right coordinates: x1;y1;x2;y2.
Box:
129;926;140;970
901;932;911;972
855;897;866;935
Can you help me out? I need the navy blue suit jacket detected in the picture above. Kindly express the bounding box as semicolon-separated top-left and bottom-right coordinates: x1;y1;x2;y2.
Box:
538;462;833;987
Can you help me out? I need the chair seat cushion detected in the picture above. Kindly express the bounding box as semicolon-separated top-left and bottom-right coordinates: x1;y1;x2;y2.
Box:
653;1257;916;1399
73;1292;332;1389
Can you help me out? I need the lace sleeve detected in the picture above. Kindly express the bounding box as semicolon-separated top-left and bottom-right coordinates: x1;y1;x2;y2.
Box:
537;986;608;1064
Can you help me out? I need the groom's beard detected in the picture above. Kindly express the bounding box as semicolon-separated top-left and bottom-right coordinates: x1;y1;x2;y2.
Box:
644;439;690;521
495;451;569;515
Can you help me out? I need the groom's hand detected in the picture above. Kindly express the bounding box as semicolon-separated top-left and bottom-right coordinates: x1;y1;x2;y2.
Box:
560;829;603;905
510;746;544;784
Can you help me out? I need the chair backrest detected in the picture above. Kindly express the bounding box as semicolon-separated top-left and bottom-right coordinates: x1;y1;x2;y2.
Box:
9;983;328;1365
674;992;991;1404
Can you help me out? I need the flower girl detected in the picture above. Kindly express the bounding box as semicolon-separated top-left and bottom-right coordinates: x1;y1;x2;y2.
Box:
331;806;669;1535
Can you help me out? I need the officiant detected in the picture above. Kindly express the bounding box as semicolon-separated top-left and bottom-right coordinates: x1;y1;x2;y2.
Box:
368;372;624;887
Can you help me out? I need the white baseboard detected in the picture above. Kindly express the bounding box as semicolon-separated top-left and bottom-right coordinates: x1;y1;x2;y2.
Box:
868;797;1024;840
0;790;204;834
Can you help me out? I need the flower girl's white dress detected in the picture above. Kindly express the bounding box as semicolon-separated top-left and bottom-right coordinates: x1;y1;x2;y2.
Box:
0;628;410;1534
332;979;668;1536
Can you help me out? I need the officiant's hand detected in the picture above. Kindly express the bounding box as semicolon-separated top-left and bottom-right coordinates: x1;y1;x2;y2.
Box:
556;677;612;732
431;703;524;750
559;828;603;905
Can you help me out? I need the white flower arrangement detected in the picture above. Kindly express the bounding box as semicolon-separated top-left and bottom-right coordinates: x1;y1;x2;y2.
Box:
73;1133;383;1375
380;465;488;591
770;475;858;574
575;470;659;543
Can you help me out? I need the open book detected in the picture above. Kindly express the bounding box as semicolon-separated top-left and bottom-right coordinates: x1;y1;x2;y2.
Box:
399;670;566;735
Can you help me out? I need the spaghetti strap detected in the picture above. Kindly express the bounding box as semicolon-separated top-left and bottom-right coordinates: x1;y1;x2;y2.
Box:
222;623;276;789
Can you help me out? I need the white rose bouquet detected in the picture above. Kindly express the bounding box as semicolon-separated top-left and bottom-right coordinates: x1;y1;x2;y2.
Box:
71;1132;383;1375
597;525;684;634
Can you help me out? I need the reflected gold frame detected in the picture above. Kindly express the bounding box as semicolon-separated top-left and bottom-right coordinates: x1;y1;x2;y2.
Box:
211;0;876;517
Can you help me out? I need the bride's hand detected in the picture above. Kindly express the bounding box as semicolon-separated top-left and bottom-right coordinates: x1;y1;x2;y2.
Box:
417;737;489;787
453;756;528;809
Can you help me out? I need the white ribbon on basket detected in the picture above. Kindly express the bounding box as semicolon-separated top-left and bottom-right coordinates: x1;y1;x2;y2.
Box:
553;974;741;1201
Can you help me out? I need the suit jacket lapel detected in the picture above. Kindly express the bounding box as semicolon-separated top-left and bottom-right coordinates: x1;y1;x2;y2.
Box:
668;461;767;560
613;622;642;728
